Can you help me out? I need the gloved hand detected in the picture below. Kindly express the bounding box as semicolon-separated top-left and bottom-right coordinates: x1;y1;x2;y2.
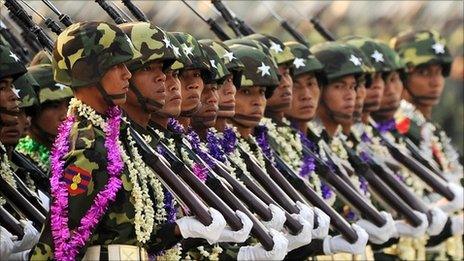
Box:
356;211;396;244
217;210;253;243
8;250;30;260
12;220;40;253
311;207;330;239
285;214;313;251
262;204;286;232
427;207;449;236
295;201;314;223
237;229;289;261
433;183;464;213
323;224;368;255
393;211;428;238
451;214;463;236
176;208;226;243
0;226;15;260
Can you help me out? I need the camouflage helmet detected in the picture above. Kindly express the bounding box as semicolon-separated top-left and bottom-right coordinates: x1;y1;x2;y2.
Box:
118;22;178;72
310;42;369;83
0;45;27;81
199;39;244;88
171;32;212;81
199;42;229;84
228;44;279;98
13;73;39;108
341;36;394;73
168;32;191;71
284;41;324;78
28;64;73;104
391;29;453;76
53;21;142;88
244;34;295;66
376;40;405;71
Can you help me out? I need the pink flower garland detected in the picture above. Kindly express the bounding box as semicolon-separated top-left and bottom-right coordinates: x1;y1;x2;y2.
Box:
50;106;124;261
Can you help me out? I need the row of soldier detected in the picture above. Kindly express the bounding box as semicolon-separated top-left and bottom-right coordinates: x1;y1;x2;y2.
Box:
0;14;463;261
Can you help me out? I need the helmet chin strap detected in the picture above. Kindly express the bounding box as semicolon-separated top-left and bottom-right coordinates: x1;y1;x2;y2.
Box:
230;114;260;128
320;98;352;123
96;82;126;107
129;80;164;112
32;121;55;144
404;85;439;106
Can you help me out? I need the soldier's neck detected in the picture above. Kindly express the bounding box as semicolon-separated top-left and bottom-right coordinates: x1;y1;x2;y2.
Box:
341;121;352;135
215;117;227;132
361;112;371;124
74;87;109;115
192;125;208;140
121;103;150;129
30;125;52;149
264;109;284;122
403;90;433;119
150;115;169;129
177;116;191;130
317;108;338;138
235;124;252;138
291;119;309;133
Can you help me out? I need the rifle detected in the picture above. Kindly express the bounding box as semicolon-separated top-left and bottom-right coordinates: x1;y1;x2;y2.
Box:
402;137;447;181
6;14;42;55
342;143;424;227
272;152;359;243
0;177;46;227
0;20;30;62
181;0;231;41
288;2;336;41
121;0;149;22
144;127;244;231
128;127;213;226
0;205;24;238
12;150;49;195
19;0;63;35
12;170;48;216
263;3;309;46
211;0;255;36
41;0;74;27
95;0;127;24
370;123;455;201
4;0;54;52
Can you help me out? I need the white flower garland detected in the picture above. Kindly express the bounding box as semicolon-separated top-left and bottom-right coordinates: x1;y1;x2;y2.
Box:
68;98;167;243
157;243;182;261
0;142;16;189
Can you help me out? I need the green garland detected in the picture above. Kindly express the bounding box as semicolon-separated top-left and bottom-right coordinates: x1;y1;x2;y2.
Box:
15;136;50;172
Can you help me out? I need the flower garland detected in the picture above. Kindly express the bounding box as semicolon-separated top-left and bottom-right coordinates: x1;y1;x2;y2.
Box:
0;142;17;189
220;126;252;180
15;136;50;172
253;124;275;163
157;243;182;261
50;99;123;261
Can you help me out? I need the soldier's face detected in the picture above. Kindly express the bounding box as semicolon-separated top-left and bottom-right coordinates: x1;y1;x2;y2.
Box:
321;75;356;124
192;83;219;128
157;69;181;117
406;64;444;106
354;79;367;121
0;116;21;146
374;71;403;119
130;61;166;112
217;74;236;118
284;72;320;121
34;99;69;138
179;69;204;112
266;64;292;112
363;72;385;112
0;77;20;126
233;86;266;128
100;63;132;105
17;109;31;137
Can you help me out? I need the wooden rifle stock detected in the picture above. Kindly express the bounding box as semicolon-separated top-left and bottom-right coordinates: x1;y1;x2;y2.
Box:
0;205;24;238
273;154;359;243
12;150;50;194
0;178;45;226
343;145;424;227
128;127;212;226
402;138;446;181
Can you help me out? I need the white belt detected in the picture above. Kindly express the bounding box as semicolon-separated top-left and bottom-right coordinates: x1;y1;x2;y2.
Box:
82;244;149;261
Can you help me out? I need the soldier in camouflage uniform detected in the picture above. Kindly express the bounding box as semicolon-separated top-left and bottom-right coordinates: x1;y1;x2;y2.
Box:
15;64;73;173
13;72;39;138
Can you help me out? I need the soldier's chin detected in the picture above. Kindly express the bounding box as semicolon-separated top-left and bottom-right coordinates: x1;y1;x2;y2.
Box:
362;102;381;112
232;114;261;128
111;95;127;106
217;110;235;118
266;102;291;113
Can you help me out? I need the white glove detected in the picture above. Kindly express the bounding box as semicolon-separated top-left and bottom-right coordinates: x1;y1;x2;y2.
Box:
450;214;463;236
393;211;428;238
12;220;40;253
1;226;15;260
237;229;289;261
176;208;226;244
285;214;313;251
356;211;396;244
323;224;368;255
217;210;253;243
312;207;330;239
262;204;286;232
427;206;449;236
295;201;314;224
8;250;30;260
433;183;464;213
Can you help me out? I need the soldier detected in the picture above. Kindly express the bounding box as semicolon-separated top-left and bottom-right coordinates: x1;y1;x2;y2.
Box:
13;73;39;138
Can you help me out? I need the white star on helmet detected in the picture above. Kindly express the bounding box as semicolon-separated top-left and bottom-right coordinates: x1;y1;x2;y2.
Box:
12;87;20;98
223;51;236;62
293;57;306;69
269;41;283;53
349;54;362;66
162;35;172;49
210;59;218;69
257;62;271;77
55;83;68;91
9;51;20;62
183;45;194;57
431;42;445;54
371;50;384;63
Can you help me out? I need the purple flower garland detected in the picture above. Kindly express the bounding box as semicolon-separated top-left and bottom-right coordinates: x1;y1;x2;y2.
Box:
375;119;396;134
254;125;274;162
221;127;237;155
50;106;124;261
206;129;226;162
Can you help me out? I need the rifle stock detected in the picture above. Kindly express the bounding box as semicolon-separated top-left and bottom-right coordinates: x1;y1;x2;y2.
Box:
0;206;24;238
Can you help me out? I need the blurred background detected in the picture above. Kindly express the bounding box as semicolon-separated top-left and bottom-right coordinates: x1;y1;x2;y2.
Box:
1;0;463;154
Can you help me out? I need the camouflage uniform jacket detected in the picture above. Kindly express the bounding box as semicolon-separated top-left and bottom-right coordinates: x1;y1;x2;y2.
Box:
31;116;180;260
